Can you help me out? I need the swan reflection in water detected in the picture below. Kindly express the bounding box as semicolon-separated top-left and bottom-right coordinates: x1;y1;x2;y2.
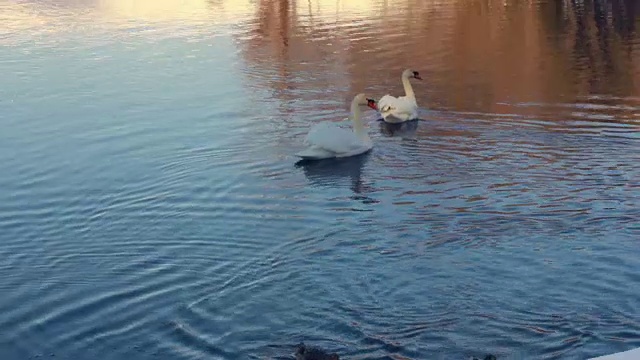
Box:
378;118;419;139
295;153;378;204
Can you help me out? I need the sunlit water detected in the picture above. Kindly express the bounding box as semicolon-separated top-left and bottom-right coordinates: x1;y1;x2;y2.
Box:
1;1;639;359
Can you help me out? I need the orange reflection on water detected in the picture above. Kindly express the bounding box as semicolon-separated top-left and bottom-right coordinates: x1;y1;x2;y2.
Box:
236;0;640;123
96;0;212;21
4;0;640;126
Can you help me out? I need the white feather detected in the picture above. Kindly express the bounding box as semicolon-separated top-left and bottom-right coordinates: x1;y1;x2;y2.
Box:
376;69;421;123
377;95;418;123
296;94;373;160
295;145;337;160
305;122;366;154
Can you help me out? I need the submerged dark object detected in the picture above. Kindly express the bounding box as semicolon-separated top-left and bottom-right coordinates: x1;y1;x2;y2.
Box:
295;343;339;360
471;355;497;360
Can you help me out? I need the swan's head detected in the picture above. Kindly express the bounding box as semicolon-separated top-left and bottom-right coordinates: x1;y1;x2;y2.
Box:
403;68;422;80
366;98;378;110
353;93;376;108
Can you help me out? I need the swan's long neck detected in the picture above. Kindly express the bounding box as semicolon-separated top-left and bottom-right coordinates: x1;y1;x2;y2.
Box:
350;100;366;137
402;73;416;100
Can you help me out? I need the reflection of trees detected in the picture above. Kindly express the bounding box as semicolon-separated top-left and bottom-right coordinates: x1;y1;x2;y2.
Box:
233;0;356;121
231;0;640;121
541;0;639;96
251;0;295;114
255;0;293;47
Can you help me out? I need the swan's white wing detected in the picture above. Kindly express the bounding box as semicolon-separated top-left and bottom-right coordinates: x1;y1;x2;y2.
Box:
378;95;418;121
296;146;336;160
377;95;399;112
304;122;364;154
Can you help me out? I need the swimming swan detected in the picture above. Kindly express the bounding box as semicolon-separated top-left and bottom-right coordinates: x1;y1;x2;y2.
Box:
296;93;376;160
369;68;421;123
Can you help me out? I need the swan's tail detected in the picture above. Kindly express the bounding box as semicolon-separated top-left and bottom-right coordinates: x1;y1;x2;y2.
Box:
295;146;335;160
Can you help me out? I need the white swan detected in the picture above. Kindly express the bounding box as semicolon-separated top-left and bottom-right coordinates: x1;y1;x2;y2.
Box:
296;93;376;160
369;68;422;123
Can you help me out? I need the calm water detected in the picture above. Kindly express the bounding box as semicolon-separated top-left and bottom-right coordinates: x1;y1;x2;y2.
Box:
1;1;639;359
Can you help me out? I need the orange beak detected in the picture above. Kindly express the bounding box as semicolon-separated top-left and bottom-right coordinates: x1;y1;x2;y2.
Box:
367;98;378;110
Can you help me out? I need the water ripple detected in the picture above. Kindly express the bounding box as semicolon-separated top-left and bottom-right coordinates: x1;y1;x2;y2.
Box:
2;1;640;360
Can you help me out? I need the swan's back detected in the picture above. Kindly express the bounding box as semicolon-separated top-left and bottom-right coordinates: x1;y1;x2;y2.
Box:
378;95;418;121
305;122;367;154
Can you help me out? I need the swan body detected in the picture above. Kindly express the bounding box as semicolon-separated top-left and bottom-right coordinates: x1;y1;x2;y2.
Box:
296;94;375;160
371;69;421;123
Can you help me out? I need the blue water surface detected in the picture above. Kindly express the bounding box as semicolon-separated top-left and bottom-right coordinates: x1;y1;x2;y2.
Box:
1;1;639;359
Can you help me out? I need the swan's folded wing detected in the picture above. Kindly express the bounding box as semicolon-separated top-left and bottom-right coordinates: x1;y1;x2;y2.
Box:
377;95;399;113
378;95;418;119
296;146;336;160
305;122;363;154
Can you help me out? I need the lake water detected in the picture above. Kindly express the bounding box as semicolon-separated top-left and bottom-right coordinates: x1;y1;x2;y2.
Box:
1;1;639;359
